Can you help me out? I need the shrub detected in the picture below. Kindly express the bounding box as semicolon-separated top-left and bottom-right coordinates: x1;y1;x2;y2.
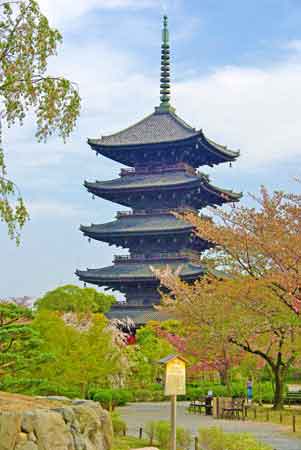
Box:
145;420;191;450
91;388;134;409
154;421;170;449
199;427;273;450
111;412;127;436
144;421;156;445
176;426;192;449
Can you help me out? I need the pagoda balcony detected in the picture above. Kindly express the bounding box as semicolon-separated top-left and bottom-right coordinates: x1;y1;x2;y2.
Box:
114;251;200;264
116;207;196;218
119;162;196;177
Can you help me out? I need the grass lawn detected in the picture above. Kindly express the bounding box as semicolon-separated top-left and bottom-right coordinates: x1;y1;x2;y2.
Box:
245;405;301;438
113;436;151;450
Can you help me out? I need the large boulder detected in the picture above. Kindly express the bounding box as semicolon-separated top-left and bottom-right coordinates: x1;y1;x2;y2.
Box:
0;397;112;450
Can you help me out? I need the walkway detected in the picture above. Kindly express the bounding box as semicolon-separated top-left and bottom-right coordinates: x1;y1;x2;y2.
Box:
117;402;301;450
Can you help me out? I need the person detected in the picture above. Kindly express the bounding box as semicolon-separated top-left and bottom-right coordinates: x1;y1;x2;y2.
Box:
247;378;253;404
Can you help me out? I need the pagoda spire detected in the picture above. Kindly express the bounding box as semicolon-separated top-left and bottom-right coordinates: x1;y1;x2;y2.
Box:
158;15;174;113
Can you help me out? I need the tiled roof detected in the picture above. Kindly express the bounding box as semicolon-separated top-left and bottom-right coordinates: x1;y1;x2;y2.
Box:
76;260;203;283
81;213;192;236
85;170;201;191
85;171;242;202
89;110;198;147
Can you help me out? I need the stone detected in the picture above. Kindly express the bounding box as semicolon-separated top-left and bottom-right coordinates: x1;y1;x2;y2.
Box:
0;396;112;450
45;396;71;402
28;432;37;442
16;431;28;443
21;411;35;433
0;412;21;450
31;410;73;450
15;443;39;450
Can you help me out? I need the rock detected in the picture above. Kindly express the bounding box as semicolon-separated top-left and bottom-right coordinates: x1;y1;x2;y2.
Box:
21;411;35;433
45;396;71;402
0;412;21;450
31;410;73;450
15;443;39;450
28;432;37;442
0;395;112;450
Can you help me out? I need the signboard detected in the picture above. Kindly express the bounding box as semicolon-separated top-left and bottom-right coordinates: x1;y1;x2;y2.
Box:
164;357;186;396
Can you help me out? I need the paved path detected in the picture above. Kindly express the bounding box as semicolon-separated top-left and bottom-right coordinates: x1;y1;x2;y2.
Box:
117;402;301;450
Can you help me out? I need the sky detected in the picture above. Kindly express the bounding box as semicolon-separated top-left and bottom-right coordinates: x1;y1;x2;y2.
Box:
1;0;301;299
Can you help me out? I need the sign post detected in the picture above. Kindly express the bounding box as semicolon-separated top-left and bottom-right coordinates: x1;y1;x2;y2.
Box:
158;354;187;450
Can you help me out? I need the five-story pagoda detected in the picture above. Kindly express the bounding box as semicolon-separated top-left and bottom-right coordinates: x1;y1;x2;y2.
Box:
76;16;241;323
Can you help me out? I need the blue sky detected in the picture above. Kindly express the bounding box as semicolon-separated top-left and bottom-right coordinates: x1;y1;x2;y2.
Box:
1;0;301;298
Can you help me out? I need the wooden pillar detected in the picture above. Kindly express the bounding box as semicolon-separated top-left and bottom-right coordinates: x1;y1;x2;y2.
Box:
170;395;177;450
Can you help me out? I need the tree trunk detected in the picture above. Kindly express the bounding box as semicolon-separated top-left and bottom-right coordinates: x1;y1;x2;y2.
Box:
272;368;285;410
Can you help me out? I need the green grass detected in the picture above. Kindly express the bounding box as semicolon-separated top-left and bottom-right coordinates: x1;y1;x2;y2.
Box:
112;436;150;450
244;405;301;438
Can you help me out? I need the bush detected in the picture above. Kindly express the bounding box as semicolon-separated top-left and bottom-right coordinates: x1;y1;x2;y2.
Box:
155;421;170;449
111;412;126;436
176;426;192;449
144;421;156;445
199;427;273;450
91;389;134;409
145;420;191;450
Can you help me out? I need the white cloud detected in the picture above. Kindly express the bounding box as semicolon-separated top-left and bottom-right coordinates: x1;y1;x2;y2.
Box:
39;0;160;27
175;60;301;168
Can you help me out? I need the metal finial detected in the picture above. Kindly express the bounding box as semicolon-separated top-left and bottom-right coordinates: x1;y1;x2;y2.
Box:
160;15;171;109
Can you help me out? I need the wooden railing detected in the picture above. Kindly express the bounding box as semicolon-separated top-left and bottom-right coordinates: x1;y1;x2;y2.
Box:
120;162;196;177
116;207;196;218
114;251;200;264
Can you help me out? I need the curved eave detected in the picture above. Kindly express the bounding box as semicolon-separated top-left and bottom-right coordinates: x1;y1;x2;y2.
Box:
88;132;200;151
76;262;203;285
84;176;242;206
84;176;201;194
88;131;239;167
200;131;240;161
80;224;193;239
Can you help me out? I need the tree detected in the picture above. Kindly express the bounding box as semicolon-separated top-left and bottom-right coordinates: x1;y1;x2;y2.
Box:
126;324;174;388
31;310;124;397
0;301;47;379
0;0;81;243
156;269;300;409
36;284;115;314
154;320;242;389
185;187;301;316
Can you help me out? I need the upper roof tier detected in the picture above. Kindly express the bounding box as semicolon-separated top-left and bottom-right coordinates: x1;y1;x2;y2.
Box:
85;169;242;209
76;259;203;286
81;212;193;238
88;110;239;168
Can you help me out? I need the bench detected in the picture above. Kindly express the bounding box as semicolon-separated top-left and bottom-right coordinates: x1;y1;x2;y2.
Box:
189;398;206;414
221;398;245;419
285;392;301;405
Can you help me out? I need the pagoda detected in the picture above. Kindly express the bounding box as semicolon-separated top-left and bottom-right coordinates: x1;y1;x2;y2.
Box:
76;16;241;324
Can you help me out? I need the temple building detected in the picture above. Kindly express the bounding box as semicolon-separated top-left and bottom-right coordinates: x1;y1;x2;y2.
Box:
76;16;241;324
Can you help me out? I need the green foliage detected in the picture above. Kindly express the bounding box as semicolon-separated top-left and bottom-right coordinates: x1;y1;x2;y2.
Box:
91;388;133;409
0;302;48;379
182;381;274;403
127;324;174;388
36;284;115;313
0;0;81;242
199;427;272;450
111;412;127;436
112;436;149;450
27;310;124;397
145;420;191;450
